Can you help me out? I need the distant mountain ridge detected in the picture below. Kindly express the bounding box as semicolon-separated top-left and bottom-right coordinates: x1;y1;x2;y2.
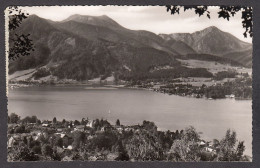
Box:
160;26;251;55
159;26;252;67
9;14;252;81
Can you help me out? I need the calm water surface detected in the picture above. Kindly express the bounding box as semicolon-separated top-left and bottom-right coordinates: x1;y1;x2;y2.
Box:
8;86;252;156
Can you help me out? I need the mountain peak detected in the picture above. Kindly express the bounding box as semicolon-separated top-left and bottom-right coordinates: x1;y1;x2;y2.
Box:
67;14;110;19
162;25;251;57
63;14;122;29
99;15;110;19
195;26;221;35
207;26;219;30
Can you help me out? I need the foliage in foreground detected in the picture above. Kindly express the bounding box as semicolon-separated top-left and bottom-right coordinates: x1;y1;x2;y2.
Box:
7;114;251;162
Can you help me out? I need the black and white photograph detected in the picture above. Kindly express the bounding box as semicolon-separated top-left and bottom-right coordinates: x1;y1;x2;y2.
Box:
6;5;253;162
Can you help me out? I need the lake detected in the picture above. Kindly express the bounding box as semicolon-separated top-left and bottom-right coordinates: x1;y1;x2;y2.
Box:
8;85;252;156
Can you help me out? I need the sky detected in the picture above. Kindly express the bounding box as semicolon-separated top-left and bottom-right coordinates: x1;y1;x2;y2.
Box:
19;6;252;43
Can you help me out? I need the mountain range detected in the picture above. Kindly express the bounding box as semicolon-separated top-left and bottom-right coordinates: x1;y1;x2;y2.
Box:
8;14;252;81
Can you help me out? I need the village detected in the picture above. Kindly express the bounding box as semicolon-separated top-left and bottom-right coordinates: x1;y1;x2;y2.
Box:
127;74;252;100
7;113;250;162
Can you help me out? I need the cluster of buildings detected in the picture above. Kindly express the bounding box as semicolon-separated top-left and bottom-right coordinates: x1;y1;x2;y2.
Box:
7;118;142;150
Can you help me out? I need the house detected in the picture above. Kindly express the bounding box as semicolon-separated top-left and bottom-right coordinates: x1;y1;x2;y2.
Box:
8;136;16;148
100;125;113;132
86;120;94;128
116;127;123;133
101;127;105;132
55;133;66;138
60;133;66;138
199;140;206;146
42;123;49;127
205;147;216;153
74;125;85;132
30;130;41;136
230;94;235;98
34;132;48;139
28;123;36;126
125;127;134;132
134;129;140;133
225;94;235;98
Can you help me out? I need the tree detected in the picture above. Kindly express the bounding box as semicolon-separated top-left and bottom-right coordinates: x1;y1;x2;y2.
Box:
126;131;164;161
169;126;201;161
8;6;34;60
55;137;63;148
27;136;34;148
22;115;38;123
142;120;157;133
72;131;85;150
53;117;57;124
216;129;246;161
69;121;73;128
8;145;39;161
41;144;53;158
31;116;37;123
115;139;129;161
166;6;253;38
32;145;42;154
14;124;26;133
81;118;86;125
9;113;20;124
116;119;120;126
235;141;246;161
36;119;41;125
23;136;28;145
74;120;80;126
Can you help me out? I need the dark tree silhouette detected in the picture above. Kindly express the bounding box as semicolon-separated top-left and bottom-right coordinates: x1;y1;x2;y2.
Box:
8;6;34;61
116;139;130;161
9;113;20;124
166;6;253;38
41;144;53;158
53;117;57;124
116;119;120;126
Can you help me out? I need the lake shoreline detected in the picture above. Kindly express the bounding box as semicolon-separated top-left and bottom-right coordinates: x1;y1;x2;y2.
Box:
8;82;252;101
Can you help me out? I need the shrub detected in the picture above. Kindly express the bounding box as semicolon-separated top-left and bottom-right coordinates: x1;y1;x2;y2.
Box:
32;146;42;154
14;125;26;133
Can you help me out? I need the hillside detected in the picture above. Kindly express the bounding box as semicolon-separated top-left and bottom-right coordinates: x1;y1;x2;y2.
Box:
8;15;252;82
8;15;178;81
223;48;252;67
160;26;252;67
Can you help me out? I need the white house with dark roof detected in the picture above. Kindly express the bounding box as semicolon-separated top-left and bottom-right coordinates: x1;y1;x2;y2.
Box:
86;120;94;128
